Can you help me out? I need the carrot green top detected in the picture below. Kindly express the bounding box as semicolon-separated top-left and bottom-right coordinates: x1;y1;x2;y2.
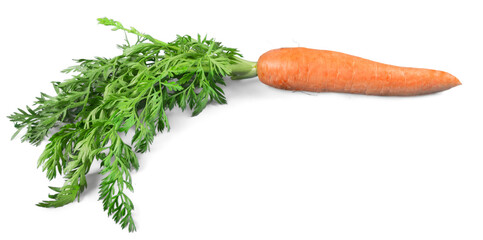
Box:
8;18;256;232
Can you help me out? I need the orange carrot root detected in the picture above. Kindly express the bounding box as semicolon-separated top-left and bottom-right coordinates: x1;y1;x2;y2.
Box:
256;47;461;96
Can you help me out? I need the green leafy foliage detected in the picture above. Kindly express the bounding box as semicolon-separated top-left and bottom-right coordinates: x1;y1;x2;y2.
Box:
8;17;246;232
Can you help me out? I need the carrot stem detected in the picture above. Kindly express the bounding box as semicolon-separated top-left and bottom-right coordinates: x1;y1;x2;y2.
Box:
229;57;257;80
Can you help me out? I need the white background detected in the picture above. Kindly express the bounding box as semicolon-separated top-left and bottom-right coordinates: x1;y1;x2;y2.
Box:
1;0;482;239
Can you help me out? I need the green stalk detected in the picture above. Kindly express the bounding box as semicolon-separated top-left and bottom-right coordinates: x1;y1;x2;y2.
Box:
229;57;258;80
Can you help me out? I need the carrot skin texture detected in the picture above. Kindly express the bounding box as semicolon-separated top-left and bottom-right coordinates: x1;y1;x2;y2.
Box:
256;47;461;96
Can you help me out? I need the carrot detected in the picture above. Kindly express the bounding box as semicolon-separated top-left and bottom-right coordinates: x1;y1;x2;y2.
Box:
256;47;461;96
10;18;463;232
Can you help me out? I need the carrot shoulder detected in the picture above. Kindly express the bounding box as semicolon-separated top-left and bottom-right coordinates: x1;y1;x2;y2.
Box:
256;47;461;96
